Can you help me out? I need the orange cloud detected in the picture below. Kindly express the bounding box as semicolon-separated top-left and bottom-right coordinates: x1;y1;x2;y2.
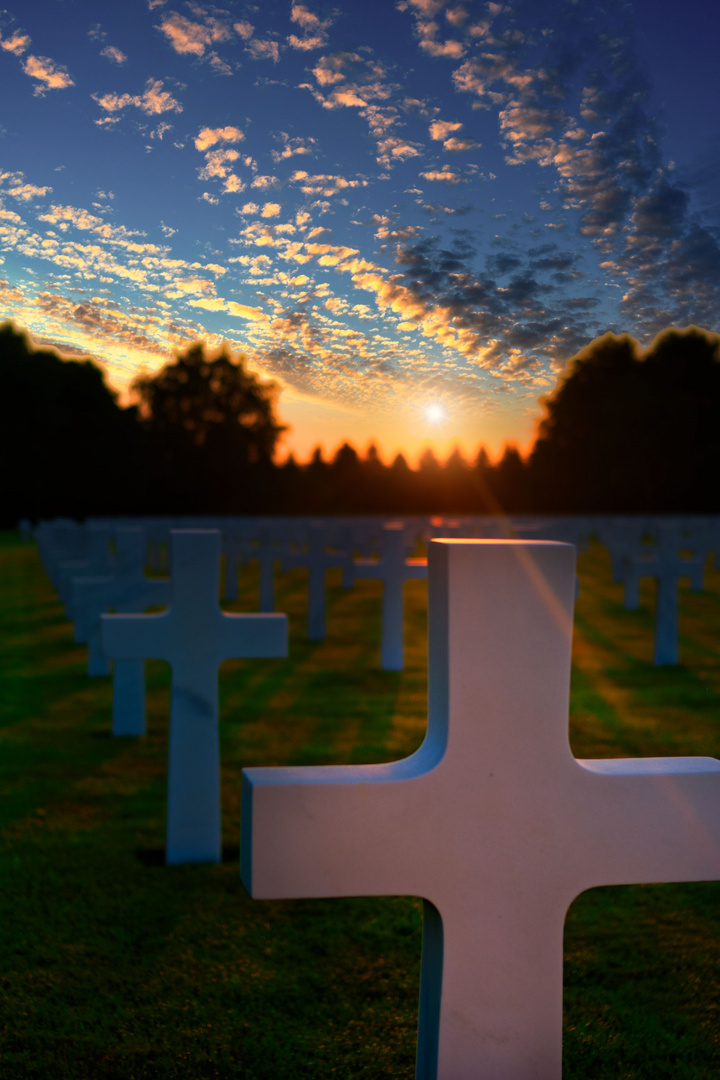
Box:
93;78;182;116
157;11;231;56
22;54;74;94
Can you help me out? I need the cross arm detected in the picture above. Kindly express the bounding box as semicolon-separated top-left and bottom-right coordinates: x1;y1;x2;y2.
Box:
352;557;386;580
405;557;428;580
220;613;288;660
241;745;441;901
101;610;172;662
571;755;720;890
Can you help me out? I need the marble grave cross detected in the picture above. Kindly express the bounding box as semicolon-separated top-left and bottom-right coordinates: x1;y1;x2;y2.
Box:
242;539;720;1080
353;521;427;670
282;522;352;641
103;529;288;864
73;528;171;735
623;522;705;665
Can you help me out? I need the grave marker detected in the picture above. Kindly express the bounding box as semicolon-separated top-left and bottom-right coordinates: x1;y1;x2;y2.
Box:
354;521;426;670
242;539;720;1079
103;530;287;863
283;522;351;641
623;521;707;664
73;528;171;734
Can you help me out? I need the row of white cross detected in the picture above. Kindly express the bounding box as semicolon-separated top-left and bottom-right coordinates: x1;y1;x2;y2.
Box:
30;515;720;1080
38;512;720;673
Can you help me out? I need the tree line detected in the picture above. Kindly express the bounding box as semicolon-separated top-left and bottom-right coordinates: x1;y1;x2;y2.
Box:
1;319;719;526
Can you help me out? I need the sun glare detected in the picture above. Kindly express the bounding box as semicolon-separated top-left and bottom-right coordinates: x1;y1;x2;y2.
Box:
424;402;446;424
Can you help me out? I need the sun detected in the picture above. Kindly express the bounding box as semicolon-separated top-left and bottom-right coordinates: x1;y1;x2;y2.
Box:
424;402;446;424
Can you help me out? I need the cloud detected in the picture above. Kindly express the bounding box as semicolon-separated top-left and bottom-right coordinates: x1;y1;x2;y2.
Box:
93;78;182;116
195;127;247;194
419;165;464;184
0;172;52;202
261;203;281;218
194;125;244;151
304;52;416;168
271;132;316;162
245;38;280;62
157;10;231;56
429;119;462;141
0;31;30;56
22;54;74;95
208;52;233;75
251;175;279;190
288;3;334;51
100;45;127;64
233;20;254;40
289;171;369;197
443;136;478;152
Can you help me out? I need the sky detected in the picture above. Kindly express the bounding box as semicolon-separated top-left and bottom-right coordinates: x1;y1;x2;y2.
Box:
1;0;719;464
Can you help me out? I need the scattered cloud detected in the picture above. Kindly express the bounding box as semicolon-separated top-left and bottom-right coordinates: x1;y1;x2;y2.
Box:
0;31;30;56
22;54;74;95
245;38;280;62
157;9;231;56
93;78;183;116
272;132;317;162
429;119;462;141
289;171;369;197
195;125;244;151
288;3;334;51
419;165;464;184
100;45;127;64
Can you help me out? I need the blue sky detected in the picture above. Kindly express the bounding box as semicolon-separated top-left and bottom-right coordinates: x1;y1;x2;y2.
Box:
1;0;718;461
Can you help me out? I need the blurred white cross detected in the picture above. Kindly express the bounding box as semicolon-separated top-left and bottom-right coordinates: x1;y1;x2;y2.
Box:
103;529;287;864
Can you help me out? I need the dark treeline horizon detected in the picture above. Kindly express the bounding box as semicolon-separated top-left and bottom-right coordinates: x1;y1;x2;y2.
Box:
2;320;719;526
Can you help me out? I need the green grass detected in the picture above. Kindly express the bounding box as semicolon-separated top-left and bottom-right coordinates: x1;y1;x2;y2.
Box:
0;531;718;1077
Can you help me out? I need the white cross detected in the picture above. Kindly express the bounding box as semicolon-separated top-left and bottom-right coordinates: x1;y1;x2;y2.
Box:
283;522;351;641
241;539;720;1080
623;521;706;664
73;528;171;735
36;518;83;588
222;523;256;603
353;521;427;670
102;529;287;864
247;522;281;613
58;524;114;612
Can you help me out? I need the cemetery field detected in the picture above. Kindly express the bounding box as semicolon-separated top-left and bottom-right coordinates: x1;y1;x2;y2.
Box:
1;531;719;1079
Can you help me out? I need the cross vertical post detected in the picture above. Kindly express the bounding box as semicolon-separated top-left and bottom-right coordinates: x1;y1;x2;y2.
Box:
353;521;426;670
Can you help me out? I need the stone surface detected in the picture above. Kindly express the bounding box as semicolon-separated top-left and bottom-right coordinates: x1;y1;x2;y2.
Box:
283;522;351;641
103;529;287;864
58;524;114;612
623;521;708;664
354;521;426;670
72;529;170;717
242;539;720;1080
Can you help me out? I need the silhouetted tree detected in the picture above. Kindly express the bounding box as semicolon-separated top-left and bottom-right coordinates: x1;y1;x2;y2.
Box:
492;445;529;512
472;448;503;514
328;442;362;511
529;326;720;512
0;320;145;523
387;453;416;513
132;342;286;512
442;447;475;512
417;447;443;510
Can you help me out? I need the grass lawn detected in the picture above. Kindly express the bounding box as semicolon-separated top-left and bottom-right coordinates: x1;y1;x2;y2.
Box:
0;529;719;1078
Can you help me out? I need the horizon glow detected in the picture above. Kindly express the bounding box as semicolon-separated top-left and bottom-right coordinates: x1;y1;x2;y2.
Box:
0;0;718;464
